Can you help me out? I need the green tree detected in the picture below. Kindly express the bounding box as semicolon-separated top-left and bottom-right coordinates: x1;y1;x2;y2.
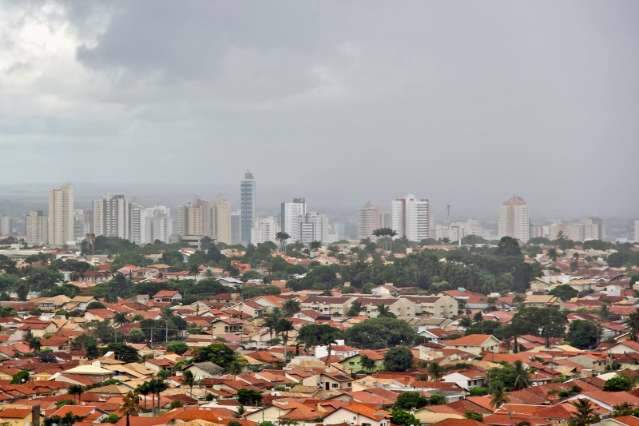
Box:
377;304;396;318
276;232;290;251
569;399;599;426
626;310;639;341
167;341;189;355
67;384;84;403
603;376;632;392
106;343;141;363
566;320;599;349
496;237;521;256
394;392;428;410
237;388;262;406
182;370;195;397
428;362;443;380
510;306;567;347
122;391;140;426
489;382;508;409
383;346;413;372
193;343;245;373
347;301;362;317
297;324;344;348
345;317;417;349
390;409;420;426
282;299;301;317
487;361;530;391
11;370;30;384
550;285;578;301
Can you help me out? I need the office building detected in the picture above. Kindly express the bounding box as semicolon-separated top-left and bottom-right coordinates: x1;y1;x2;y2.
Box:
25;210;48;246
240;171;256;245
48;184;74;247
214;198;232;244
359;202;381;240
497;195;530;243
391;194;432;242
281;198;307;240
141;206;172;244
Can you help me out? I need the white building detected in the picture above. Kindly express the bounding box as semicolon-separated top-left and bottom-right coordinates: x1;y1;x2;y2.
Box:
281;198;307;240
252;216;279;244
582;217;603;241
391;194;432;242
359;202;381;240
498;195;530;243
214;198;232;245
635;220;639;243
0;217;11;236
48;184;74;247
25;210;48;246
141;206;172;244
240;171;256;245
93;194;131;240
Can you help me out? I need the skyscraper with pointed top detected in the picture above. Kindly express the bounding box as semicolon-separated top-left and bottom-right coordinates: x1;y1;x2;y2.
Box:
240;171;256;245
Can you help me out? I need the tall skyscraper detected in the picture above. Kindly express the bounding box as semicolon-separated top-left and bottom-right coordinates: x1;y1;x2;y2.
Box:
634;220;639;242
214;198;232;244
281;198;307;240
25;210;48;246
252;216;279;244
93;194;130;240
359;202;381;240
129;203;143;244
498;195;530;243
48;184;74;247
391;194;432;242
240;171;256;245
231;211;241;245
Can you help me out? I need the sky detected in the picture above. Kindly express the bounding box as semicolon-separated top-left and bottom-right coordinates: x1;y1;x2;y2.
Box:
0;0;638;219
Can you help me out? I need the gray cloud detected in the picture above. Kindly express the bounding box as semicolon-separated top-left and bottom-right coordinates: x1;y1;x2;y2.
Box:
0;0;638;219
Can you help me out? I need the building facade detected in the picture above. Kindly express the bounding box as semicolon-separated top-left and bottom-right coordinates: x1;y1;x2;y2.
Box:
26;210;48;246
48;184;74;247
240;171;256;245
359;202;381;240
498;195;530;243
391;194;432;242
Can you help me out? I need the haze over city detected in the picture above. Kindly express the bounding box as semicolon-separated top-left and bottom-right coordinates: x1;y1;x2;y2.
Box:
1;1;639;219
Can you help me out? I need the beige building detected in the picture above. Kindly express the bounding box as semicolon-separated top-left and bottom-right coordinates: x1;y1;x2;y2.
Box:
444;334;501;356
359;202;381;240
25;210;48;246
498;195;529;243
407;295;459;318
48;184;74;247
214;198;232;244
301;296;355;317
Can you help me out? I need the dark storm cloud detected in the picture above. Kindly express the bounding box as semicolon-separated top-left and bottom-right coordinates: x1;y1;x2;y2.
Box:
1;0;638;219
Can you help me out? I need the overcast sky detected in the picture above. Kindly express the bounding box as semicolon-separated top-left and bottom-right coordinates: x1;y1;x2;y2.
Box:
0;1;638;218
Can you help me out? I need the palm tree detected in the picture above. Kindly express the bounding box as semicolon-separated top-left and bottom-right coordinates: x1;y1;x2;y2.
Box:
377;304;396;318
122;391;140;426
275;318;294;361
276;232;290;251
490;384;508;409
372;228;397;251
512;361;530;390
67;384;84;404
136;382;150;412
183;370;195;397
569;399;598;426
150;378;168;414
428;362;443;380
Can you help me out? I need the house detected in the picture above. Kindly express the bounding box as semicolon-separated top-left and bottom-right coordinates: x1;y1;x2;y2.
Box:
609;340;639;355
406;295;460;318
339;350;386;374
442;369;487;390
185;361;224;380
523;295;560;308
0;407;35;426
210;317;244;335
323;403;390;426
303;370;353;391
301;296;355;317
444;334;501;356
354;297;418;320
152;290;183;304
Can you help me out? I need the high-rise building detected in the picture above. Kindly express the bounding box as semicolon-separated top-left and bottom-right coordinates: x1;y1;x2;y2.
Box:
141;206;172;244
252;216;279;244
498;196;530;243
240;171;256;245
129;203;143;245
582;217;603;241
25;210;48;246
174;199;214;238
281;198;307;240
359;202;381;240
299;211;326;244
48;184;74;247
214;198;232;244
634;220;639;242
231;211;241;245
93;194;130;240
391;194;432;242
0;216;12;236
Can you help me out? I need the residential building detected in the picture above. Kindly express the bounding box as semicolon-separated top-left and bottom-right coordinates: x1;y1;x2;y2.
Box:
391;194;432;242
48;184;74;247
0;216;11;236
359;202;381;240
281;198;307;240
141;206;172;244
240;170;256;245
299;211;328;244
93;194;130;240
635;220;639;242
25;210;48;246
252;216;278;244
174;199;214;238
444;334;501;356
498;195;530;243
214;198;232;244
582;217;603;241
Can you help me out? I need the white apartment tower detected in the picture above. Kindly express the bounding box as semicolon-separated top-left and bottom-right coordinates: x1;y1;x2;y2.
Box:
634;220;639;242
240;171;256;245
498;196;530;243
26;210;48;246
252;216;279;244
48;184;74;247
141;206;172;244
359;202;381;240
93;194;130;240
281;198;307;240
391;194;432;242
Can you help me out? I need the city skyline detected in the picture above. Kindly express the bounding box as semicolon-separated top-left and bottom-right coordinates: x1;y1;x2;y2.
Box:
1;1;638;218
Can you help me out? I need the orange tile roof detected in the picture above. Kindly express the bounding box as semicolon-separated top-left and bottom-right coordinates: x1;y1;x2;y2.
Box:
445;334;496;346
